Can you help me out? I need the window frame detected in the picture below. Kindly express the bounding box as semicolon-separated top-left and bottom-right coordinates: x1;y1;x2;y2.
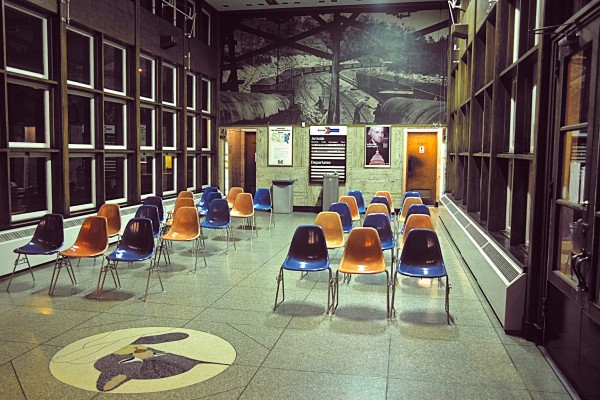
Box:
104;155;128;204
140;105;156;150
187;155;196;191
162;63;177;106
140;54;156;102
200;8;211;46
67;91;95;149
162;153;177;196
68;154;97;212
187;114;196;150
104;98;127;150
201;77;212;113
66;26;94;89
201;116;211;151
140;153;156;199
162;109;177;150
201;154;212;188
7;81;51;149
187;73;196;110
103;40;127;96
9;154;52;222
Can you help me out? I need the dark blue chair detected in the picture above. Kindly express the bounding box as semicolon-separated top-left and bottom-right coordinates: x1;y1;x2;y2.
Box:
392;229;451;324
329;202;353;233
371;195;394;228
198;191;222;217
400;191;421;212
201;198;236;252
197;186;219;208
274;225;332;313
363;213;397;270
254;187;274;227
135;205;168;266
347;190;366;214
400;204;431;234
7;214;64;291
143;196;165;224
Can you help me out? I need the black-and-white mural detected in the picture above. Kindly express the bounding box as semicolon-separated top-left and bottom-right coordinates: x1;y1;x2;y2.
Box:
219;9;448;126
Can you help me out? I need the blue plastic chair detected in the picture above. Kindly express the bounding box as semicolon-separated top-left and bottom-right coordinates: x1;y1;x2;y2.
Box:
393;229;451;324
363;213;397;270
201;198;236;252
197;186;219;208
254;187;274;227
400;191;421;212
7;214;64;291
198;192;222;217
143;196;165;223
274;225;332;313
347;190;366;214
400;204;431;234
135;205;168;265
329;202;353;233
371;195;394;228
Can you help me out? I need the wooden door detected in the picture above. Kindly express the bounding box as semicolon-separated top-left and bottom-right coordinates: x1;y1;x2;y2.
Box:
244;132;256;194
405;130;438;205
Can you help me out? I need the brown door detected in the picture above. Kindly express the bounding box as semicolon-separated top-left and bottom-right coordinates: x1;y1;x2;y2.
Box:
244;132;256;194
405;130;438;205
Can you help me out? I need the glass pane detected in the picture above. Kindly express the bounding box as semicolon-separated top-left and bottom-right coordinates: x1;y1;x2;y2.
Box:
104;44;124;92
187;156;195;188
68;95;93;145
163;66;175;104
201;155;210;186
141;155;154;195
140;107;154;147
163;111;175;148
67;30;91;85
200;10;210;45
140;0;153;12
163;155;175;192
187;115;195;148
564;47;591;126
70;157;94;206
10;157;47;215
104;101;125;146
105;157;126;201
140;57;154;99
555;207;583;285
201;79;210;112
201;117;210;149
8;84;47;144
559;130;587;203
6;7;45;74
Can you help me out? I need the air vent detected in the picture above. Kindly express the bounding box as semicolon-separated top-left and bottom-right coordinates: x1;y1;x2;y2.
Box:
455;212;470;228
0;228;36;242
482;243;521;282
466;224;487;247
446;201;458;215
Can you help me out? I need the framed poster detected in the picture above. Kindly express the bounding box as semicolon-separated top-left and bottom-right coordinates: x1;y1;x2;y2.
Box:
268;126;293;166
365;126;390;167
309;126;347;183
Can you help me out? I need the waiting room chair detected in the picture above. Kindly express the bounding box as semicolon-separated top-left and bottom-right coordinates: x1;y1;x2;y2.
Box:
97;203;122;242
371;195;395;229
400;196;423;220
198;192;222;218
166;192;194;220
143;196;165;224
329;202;353;233
164;197;195;229
135;205;168;265
393;228;451;324
162;206;206;272
365;203;389;217
332;227;391;318
314;212;345;249
402;214;435;247
400;204;431;234
347;190;366;214
375;191;395;214
338;195;361;224
231;193;258;239
7;214;64;291
254;188;274;227
363;212;397;270
49;216;108;295
197;186;219;208
226;187;244;209
201;198;236;252
274;225;333;313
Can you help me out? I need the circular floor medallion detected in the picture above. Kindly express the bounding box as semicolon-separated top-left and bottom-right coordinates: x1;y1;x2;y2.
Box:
50;327;236;393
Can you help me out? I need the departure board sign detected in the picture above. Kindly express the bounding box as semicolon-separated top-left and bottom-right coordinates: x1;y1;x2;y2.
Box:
309;126;347;183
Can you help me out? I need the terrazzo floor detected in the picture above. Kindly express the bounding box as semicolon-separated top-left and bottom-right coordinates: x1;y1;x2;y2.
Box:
0;210;572;399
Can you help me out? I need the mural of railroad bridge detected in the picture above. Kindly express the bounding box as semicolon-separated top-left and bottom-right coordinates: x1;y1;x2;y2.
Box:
219;4;449;126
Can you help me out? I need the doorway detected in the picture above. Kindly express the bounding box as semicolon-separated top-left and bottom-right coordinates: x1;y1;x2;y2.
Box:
225;129;256;195
244;132;256;194
405;129;439;205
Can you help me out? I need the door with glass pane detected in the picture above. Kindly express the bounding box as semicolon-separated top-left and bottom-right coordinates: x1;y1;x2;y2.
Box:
545;14;600;400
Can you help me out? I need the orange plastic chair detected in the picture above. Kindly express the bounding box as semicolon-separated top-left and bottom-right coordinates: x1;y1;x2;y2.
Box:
97;203;121;240
177;191;194;199
226;187;244;208
231;193;257;239
332;227;390;318
400;197;423;219
402;214;434;247
375;191;395;213
49;216;109;295
314;212;345;249
165;197;195;228
338;195;360;223
162;206;206;272
366;203;389;216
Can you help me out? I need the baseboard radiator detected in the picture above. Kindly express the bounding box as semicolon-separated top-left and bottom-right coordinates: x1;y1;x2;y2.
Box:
0;199;177;278
438;195;526;332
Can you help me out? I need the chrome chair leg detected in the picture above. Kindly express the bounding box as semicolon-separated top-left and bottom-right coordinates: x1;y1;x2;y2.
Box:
273;269;285;311
7;254;36;291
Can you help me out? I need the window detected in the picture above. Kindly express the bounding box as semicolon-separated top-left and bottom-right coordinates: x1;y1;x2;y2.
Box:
141;154;155;197
508;77;517;152
187;73;196;109
6;5;48;78
69;156;96;211
201;117;211;150
140;55;155;101
162;110;176;150
104;100;127;148
162;64;176;105
105;156;127;203
200;9;211;46
104;42;126;94
201;155;211;187
68;94;94;148
187;155;196;190
140;106;155;149
67;28;93;87
10;155;51;221
163;154;176;194
187;115;196;149
201;78;211;113
7;83;50;147
140;0;155;13
176;0;195;30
